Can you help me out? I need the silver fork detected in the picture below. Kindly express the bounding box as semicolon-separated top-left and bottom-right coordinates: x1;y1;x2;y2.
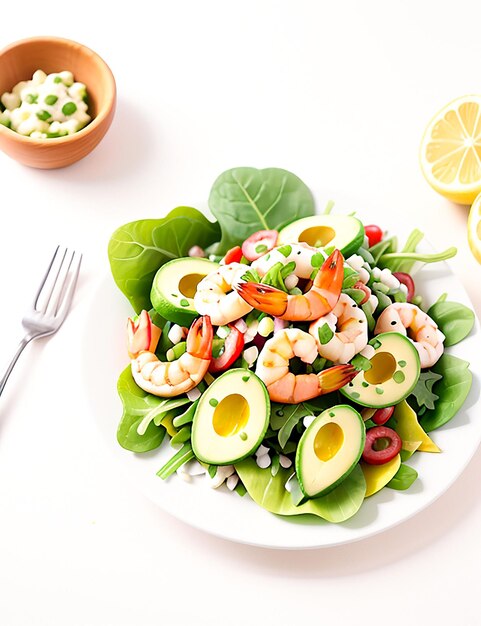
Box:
0;246;82;397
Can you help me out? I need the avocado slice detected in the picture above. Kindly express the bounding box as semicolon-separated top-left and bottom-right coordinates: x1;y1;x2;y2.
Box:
341;332;421;408
277;214;364;257
151;257;219;326
191;369;270;465
296;404;365;499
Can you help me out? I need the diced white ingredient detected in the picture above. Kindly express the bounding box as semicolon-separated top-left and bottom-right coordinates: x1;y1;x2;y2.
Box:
284;274;299;290
216;325;231;339
32;70;47;85
30;131;47;139
226;474;239;491
16;116;48;136
59;70;74;86
346;254;364;271
12;81;28;95
363;235;370;248
380;268;400;290
258;316;274;337
182;459;206;476
168;324;185;345
234;319;247;334
188;245;206;258
273;317;288;333
1;92;20;110
207;465;235;488
371;267;382;279
255;444;270;457
244;320;259;343
243;345;259;366
256;454;271;469
303;415;316;428
358;267;370;284
400;283;408;295
279;454;292;469
176;467;192;483
186;387;201;402
368;294;379;313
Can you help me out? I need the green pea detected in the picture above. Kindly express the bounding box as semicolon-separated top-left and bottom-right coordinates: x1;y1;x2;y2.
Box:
180;299;190;307
36;110;51;121
62;102;77;116
209;398;218;407
393;371;405;384
53;76;63;84
255;244;268;254
240;432;248;441
45;95;58;105
25;94;38;104
375;387;384;395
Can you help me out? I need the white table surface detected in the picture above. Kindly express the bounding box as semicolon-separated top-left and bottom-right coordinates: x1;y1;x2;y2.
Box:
1;2;481;624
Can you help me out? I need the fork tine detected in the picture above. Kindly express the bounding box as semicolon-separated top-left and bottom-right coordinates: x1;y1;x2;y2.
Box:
54;252;82;322
46;248;75;317
33;245;61;311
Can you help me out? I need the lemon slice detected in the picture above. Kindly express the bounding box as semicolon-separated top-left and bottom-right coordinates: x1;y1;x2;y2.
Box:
420;95;481;204
468;192;481;263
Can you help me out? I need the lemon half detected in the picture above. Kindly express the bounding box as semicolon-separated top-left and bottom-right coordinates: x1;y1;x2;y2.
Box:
420;95;481;204
468;193;481;264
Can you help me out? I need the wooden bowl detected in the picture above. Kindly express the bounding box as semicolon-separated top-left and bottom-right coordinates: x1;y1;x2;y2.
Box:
0;36;116;169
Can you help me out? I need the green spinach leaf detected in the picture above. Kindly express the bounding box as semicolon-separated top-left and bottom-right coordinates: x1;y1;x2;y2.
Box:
117;366;167;452
235;458;366;523
427;300;475;346
208;167;315;252
108;207;221;313
387;463;418;490
420;354;472;432
410;370;443;411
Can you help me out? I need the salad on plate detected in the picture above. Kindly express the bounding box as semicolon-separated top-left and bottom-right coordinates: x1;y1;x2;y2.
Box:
108;167;474;524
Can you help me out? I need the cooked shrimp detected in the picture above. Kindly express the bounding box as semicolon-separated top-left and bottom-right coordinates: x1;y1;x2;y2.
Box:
255;328;357;403
252;242;326;280
309;293;368;363
128;312;213;397
194;262;252;326
374;303;444;367
236;249;344;322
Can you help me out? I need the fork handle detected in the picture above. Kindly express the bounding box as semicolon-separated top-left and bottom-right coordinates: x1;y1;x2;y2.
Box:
0;336;34;398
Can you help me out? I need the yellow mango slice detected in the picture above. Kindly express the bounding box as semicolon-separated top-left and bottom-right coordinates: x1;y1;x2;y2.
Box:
394;400;441;453
361;455;401;497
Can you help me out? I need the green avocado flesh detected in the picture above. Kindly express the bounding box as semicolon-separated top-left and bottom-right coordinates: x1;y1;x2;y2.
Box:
191;369;270;465
341;332;421;408
150;257;218;326
277;214;364;257
295;405;365;499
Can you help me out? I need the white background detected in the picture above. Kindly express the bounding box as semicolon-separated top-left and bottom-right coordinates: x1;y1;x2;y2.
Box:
1;2;481;624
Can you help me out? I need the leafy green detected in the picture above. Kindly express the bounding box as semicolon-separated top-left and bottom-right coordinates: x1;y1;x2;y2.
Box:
410;371;443;411
157;443;195;480
208;167;315;253
420;354;472;432
116;366;167;452
235;459;366;523
108;207;221;313
344;287;368;305
387;464;418;490
427;300;475;347
273;403;312;449
343;267;360;289
369;236;398;265
318;323;334;345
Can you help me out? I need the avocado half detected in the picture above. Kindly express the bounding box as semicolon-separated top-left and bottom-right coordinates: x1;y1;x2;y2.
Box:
341;332;421;408
191;369;270;465
295;404;365;499
151;257;218;326
277;214;364;258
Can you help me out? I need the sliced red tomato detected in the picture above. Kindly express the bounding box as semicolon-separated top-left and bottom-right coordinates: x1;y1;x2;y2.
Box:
223;246;243;265
241;229;278;262
208;324;245;373
393;272;415;302
371;405;395;426
353;281;371;305
364;224;383;248
362;426;402;465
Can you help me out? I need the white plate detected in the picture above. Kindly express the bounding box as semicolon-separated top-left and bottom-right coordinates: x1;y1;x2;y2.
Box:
83;240;481;549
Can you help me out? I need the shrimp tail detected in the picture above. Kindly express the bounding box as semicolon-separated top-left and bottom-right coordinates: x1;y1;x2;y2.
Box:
318;364;358;395
235;282;288;317
127;310;161;358
312;249;344;313
186;315;213;358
